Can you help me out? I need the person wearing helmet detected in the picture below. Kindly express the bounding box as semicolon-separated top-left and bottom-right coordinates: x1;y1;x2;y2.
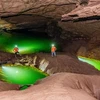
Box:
13;45;20;58
51;44;57;57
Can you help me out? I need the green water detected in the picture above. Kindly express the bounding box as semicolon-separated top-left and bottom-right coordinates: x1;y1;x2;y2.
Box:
0;64;48;85
78;56;100;70
0;32;58;54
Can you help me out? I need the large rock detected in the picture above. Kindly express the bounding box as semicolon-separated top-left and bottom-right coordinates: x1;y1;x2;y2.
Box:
0;73;100;100
0;81;19;92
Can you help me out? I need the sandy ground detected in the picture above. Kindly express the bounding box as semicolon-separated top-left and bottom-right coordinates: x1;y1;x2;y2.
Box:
37;53;100;75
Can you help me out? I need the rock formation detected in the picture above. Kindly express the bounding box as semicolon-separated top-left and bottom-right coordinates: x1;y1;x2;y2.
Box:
62;0;100;21
0;73;100;100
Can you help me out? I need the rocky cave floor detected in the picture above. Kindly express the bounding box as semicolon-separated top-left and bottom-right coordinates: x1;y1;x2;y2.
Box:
0;51;100;100
0;51;100;76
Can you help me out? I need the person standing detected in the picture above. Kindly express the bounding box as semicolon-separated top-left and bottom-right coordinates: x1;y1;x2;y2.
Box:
51;44;57;57
13;45;20;58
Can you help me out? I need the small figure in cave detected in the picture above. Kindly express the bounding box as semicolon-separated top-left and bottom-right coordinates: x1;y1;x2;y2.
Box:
51;44;57;57
13;45;21;58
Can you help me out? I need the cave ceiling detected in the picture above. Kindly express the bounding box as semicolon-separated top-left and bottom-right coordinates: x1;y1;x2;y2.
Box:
0;0;99;35
0;0;100;58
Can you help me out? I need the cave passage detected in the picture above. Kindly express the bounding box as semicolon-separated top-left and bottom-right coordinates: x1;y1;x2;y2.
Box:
0;31;60;54
78;56;100;70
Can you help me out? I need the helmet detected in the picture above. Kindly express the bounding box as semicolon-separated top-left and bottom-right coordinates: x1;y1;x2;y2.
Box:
15;45;18;47
51;44;54;46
